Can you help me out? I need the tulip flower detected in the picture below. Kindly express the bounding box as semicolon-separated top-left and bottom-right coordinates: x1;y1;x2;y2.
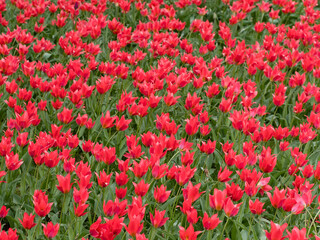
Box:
202;212;221;230
0;206;9;218
154;185;171;203
33;190;53;217
19;212;36;230
42;222;59;239
150;210;169;228
179;224;202;240
56;173;73;194
249;199;265;215
265;221;287;240
5;153;23;171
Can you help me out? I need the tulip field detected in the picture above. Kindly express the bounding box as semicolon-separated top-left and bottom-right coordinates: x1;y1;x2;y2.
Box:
1;0;320;239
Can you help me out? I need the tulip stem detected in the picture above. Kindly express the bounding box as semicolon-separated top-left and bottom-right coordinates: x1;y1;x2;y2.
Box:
34;165;39;186
220;217;229;240
60;194;66;227
273;208;278;222
307;208;320;236
94;129;102;142
106;164;110;175
198;230;205;240
167;150;180;165
106;131;118;145
170;185;182;220
149;227;155;240
45;167;50;190
207;230;213;240
31;217;42;239
280;212;293;225
21;155;33;195
4;171;10;195
121;231;126;240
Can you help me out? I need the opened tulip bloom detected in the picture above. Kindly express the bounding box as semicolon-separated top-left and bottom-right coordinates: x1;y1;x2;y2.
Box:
42;222;59;239
56;173;73;194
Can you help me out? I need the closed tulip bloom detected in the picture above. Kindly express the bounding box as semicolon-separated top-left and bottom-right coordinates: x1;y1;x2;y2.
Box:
16;132;29;147
115;187;127;199
116;172;129;186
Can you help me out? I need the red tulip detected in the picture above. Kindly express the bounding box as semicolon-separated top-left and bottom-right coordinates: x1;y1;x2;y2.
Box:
185;114;200;136
267;187;286;209
56;173;73;194
33;190;53;217
179;224;202;240
186;208;200;224
265;221;287;240
209;189;227;211
5;153;23;171
133;179;150;197
125;215;143;237
74;203;89;217
223;198;242;217
16;132;29;147
57;107;74;124
286;226;307;240
115;187;127;199
259;146;277;173
42;222;59;239
202;212;221;230
150;209;169;228
100;111;116;129
218;166;232;182
154;185;171;203
182;181;204;203
249;199;265;215
0;206;9;218
115;115;131;131
19;212;36;230
225;182;244;202
95;170;112;188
